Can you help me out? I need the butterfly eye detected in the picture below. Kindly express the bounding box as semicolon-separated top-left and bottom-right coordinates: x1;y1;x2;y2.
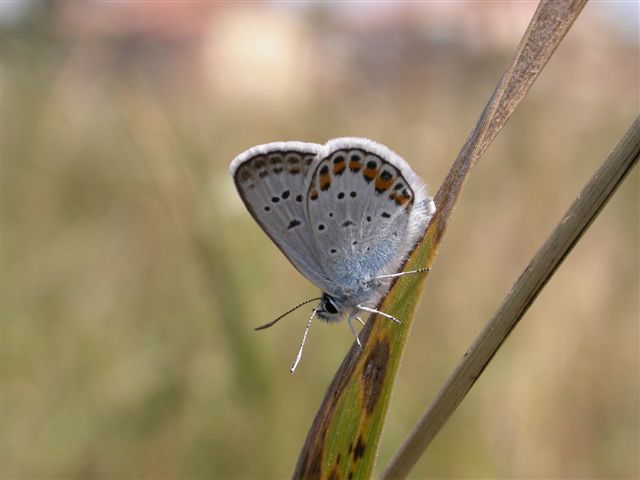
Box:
324;296;339;314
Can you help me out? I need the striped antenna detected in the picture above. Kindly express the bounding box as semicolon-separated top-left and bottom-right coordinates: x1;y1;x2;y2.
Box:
254;297;322;331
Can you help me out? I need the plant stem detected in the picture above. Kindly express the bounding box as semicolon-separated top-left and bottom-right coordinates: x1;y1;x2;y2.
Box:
381;116;640;479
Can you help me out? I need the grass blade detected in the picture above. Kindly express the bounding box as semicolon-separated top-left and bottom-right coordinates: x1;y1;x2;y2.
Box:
293;1;588;478
382;116;640;479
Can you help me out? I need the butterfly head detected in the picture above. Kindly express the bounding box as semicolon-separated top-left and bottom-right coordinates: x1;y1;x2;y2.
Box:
316;293;344;322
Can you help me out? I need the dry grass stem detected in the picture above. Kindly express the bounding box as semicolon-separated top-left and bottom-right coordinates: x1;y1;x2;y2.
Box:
382;116;640;479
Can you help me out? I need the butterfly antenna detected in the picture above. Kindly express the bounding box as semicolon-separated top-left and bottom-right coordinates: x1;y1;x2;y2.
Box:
254;297;322;331
290;308;317;373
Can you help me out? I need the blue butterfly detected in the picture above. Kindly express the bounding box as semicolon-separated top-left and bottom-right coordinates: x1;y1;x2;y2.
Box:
231;138;435;371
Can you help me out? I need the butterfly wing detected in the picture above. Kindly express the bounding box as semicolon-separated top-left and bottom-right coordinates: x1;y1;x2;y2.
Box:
230;142;334;291
304;138;435;292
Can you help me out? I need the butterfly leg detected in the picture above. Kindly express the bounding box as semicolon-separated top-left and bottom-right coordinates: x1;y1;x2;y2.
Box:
357;305;402;324
290;308;317;373
374;267;430;280
356;316;365;326
347;311;363;351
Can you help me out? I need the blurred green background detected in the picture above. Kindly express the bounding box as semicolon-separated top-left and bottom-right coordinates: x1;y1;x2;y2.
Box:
2;2;638;478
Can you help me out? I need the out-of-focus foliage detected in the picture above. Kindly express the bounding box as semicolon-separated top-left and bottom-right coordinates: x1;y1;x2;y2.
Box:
2;2;638;478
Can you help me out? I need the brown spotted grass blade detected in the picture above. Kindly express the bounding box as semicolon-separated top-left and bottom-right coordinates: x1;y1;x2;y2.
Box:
293;1;588;479
382;116;640;479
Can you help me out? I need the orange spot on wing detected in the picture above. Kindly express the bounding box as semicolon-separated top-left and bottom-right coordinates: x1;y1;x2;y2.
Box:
390;192;411;206
375;176;394;192
319;173;331;191
363;167;378;181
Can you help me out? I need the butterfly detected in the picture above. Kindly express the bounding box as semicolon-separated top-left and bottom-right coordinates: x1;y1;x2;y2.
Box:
230;138;435;371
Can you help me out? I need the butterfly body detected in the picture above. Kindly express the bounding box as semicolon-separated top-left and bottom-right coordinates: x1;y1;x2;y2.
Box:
230;137;435;370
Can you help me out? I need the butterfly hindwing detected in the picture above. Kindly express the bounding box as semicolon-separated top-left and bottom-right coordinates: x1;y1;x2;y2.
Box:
304;138;433;293
231;142;334;291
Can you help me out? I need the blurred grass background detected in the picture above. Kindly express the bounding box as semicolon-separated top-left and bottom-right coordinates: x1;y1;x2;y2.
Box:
1;2;638;478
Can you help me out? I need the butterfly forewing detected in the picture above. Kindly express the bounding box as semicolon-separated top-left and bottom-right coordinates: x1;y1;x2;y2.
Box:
305;138;431;292
231;142;334;290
